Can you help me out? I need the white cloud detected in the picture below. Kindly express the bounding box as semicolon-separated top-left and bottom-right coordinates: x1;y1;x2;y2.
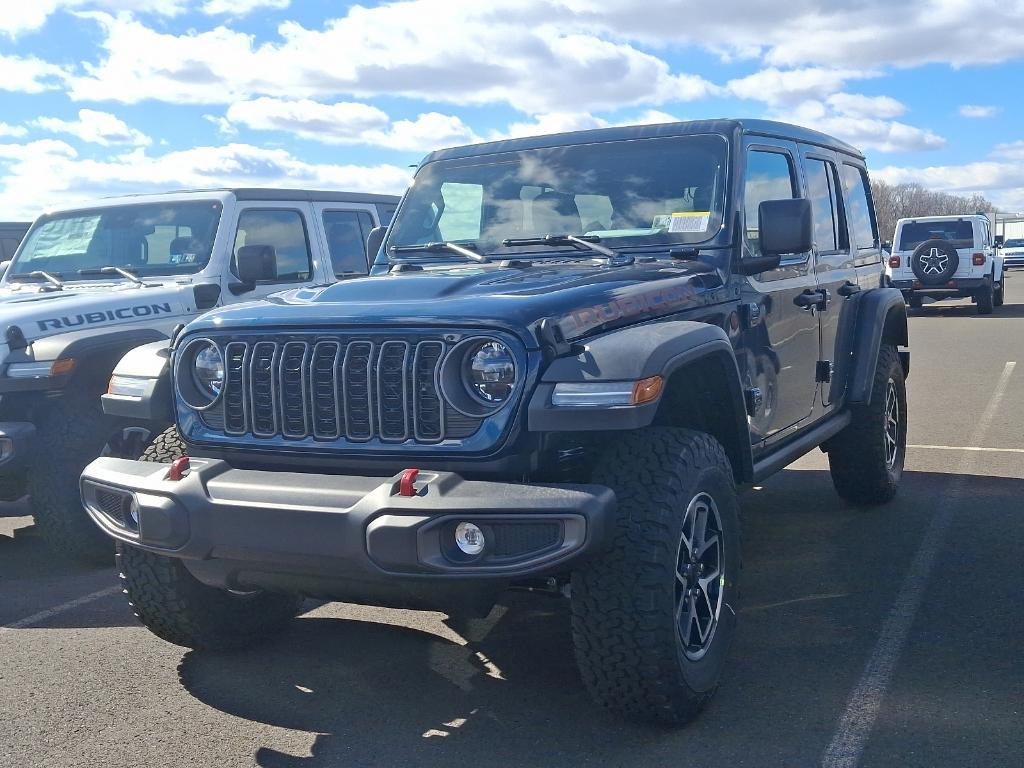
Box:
34;109;150;146
67;7;718;113
0;124;28;138
202;0;290;14
0;0;188;37
0;139;411;219
0;53;68;93
959;104;1001;119
773;98;945;153
727;67;876;107
826;93;905;120
223;97;479;151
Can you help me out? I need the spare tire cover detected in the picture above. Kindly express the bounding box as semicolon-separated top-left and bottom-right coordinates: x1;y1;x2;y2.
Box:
911;239;959;284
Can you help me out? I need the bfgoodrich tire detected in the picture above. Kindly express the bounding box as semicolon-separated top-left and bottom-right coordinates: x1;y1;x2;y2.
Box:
29;397;152;564
571;428;740;725
827;344;907;504
116;426;302;650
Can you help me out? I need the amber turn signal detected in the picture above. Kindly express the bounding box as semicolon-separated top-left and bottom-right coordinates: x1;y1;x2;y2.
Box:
631;375;664;405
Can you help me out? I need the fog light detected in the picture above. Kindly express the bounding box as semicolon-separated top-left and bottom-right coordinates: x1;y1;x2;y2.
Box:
455;522;485;555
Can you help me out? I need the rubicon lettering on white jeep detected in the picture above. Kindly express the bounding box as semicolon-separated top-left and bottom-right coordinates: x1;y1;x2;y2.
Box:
36;303;174;331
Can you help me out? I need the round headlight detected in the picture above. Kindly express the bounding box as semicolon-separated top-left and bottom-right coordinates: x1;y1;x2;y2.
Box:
466;340;516;403
192;342;224;398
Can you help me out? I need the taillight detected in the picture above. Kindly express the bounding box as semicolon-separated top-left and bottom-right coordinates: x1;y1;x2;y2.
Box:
972;253;986;266
888;256;901;268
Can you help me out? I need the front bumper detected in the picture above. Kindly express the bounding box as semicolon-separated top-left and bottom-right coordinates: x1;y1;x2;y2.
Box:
80;457;615;610
0;421;35;471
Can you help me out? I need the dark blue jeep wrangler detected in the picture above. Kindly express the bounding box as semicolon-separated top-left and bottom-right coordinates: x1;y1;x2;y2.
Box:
82;119;909;725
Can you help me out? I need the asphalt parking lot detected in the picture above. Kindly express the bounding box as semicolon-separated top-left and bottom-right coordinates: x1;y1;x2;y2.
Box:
2;282;1023;768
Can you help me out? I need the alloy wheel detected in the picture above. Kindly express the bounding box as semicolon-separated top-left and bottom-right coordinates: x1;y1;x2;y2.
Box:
675;492;725;661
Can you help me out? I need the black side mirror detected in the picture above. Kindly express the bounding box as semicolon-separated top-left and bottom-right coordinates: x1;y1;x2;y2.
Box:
366;226;386;261
236;244;278;283
759;198;813;257
995;235;1005;247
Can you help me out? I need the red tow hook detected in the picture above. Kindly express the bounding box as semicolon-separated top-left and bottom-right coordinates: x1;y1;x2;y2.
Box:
168;456;191;482
399;468;420;497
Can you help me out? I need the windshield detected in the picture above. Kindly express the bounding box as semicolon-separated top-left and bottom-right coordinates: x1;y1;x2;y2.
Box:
387;135;728;259
1003;238;1024;248
9;201;222;280
897;220;973;251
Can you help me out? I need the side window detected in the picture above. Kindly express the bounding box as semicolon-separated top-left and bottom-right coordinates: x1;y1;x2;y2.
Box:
744;150;796;256
232;209;312;282
1;238;20;259
437;182;483;241
805;159;838;252
376;204;397;227
841;165;879;253
322;209;374;277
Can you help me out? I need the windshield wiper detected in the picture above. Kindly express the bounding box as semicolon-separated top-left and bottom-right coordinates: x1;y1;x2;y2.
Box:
389;241;489;263
501;234;633;265
78;266;144;286
20;270;65;290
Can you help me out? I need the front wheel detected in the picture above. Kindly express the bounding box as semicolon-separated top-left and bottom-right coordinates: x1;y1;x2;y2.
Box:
117;426;302;650
827;344;907;504
571;428;740;725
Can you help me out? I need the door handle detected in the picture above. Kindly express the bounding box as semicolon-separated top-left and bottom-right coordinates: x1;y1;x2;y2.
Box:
793;289;825;308
837;281;861;297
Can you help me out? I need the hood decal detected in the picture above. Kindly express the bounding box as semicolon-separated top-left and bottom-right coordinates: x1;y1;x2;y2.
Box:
35;301;175;332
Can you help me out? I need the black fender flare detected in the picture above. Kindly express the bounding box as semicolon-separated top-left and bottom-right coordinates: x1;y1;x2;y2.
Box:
100;340;173;422
846;287;909;405
528;320;754;482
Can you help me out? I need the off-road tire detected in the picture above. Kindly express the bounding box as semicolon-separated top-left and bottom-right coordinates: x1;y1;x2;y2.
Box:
907;294;923;310
827;344;906;504
28;397;132;564
994;279;1004;307
977;284;994;314
571;428;741;725
116;425;302;650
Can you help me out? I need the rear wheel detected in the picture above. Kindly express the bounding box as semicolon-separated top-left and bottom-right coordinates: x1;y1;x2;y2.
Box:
827;344;906;504
571;428;740;725
117;426;302;650
994;278;1004;307
977;284;994;314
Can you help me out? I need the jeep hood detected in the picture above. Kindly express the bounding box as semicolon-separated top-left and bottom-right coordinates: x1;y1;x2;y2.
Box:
0;281;192;349
187;261;726;347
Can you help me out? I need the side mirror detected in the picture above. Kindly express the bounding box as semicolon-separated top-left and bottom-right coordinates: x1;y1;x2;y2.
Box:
236;244;278;284
759;198;813;257
366;226;386;261
994;234;1005;248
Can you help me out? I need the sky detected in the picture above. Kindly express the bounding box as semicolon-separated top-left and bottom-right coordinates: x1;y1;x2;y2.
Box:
1;0;1024;220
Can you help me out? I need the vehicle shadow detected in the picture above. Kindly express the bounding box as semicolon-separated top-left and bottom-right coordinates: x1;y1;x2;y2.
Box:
173;467;1024;767
908;301;1024;319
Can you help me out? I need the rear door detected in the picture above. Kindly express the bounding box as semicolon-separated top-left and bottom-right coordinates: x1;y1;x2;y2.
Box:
310;202;379;280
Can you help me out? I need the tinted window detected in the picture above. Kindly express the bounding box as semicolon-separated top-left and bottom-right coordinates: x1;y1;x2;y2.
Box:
376;204;397;226
10;202;221;279
805;159;838;252
389;135;729;255
842;165;878;250
1;238;20;259
744;150;796;256
898;220;974;251
1004;238;1024;248
233;209;312;282
323;209;374;276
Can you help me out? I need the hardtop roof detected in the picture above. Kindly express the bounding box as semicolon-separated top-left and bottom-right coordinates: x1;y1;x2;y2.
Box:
419;119;864;164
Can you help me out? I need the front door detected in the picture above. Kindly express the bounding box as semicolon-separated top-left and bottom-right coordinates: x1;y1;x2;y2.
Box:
738;140;822;445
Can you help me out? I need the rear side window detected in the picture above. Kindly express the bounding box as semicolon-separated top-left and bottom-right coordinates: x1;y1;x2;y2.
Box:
232;209;312;282
322;209;374;277
898;220;974;251
805;159;839;253
841;165;878;251
744;150;796;256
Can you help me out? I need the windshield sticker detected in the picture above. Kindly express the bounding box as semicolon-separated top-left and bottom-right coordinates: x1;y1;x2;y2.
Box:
668;212;711;233
28;216;101;259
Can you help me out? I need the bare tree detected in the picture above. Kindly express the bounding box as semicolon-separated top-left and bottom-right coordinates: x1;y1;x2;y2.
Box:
870;180;995;244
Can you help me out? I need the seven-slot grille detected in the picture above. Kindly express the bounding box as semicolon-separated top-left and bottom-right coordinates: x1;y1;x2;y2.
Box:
214;336;451;443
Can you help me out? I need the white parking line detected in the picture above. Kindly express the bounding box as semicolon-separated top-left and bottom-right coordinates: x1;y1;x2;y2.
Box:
821;361;1016;768
908;444;1024;454
0;585;121;633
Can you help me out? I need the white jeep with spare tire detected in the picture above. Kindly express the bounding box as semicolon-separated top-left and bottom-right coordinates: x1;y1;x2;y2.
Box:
888;214;1004;314
0;188;398;561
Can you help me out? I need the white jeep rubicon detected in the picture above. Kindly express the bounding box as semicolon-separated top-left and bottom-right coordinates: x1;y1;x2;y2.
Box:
0;187;398;560
888;214;1004;314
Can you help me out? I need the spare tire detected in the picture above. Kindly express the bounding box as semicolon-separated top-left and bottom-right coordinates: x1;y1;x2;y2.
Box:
911;239;959;284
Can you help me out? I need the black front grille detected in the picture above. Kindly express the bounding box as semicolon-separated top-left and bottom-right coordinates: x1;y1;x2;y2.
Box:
204;334;479;444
